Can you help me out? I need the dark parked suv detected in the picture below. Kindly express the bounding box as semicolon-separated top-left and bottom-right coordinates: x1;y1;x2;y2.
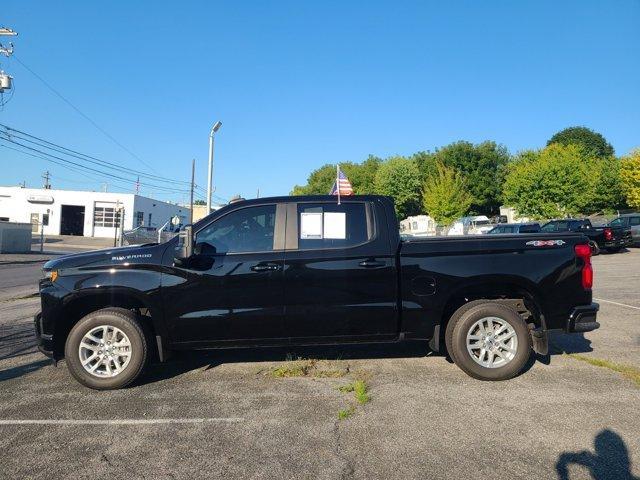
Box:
487;223;541;234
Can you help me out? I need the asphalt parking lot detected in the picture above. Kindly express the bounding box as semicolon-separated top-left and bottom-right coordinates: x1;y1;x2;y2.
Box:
0;249;638;479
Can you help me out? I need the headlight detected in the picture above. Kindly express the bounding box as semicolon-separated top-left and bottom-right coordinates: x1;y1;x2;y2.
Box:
44;270;58;282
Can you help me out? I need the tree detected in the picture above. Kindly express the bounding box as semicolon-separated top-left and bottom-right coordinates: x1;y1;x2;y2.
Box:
290;156;381;196
373;156;422;218
502;144;593;219
621;149;640;209
547;126;614;158
589;157;627;213
430;141;510;214
411;151;439;184
193;200;206;205
422;162;473;226
345;155;381;194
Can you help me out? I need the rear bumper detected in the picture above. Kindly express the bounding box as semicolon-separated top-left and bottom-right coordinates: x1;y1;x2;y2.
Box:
566;303;600;333
34;312;54;358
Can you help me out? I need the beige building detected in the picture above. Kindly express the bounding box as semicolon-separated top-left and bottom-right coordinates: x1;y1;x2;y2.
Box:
190;203;224;223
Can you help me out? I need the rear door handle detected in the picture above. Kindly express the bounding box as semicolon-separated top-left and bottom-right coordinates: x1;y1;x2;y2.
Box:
251;263;281;272
358;260;386;268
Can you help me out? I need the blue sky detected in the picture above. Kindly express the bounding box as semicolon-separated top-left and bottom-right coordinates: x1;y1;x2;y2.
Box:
1;1;639;204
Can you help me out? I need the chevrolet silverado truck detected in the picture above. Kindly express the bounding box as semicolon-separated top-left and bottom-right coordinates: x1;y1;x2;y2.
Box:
541;218;632;253
35;195;599;389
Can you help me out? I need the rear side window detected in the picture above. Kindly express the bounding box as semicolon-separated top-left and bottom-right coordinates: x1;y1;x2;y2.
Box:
297;202;372;250
630;217;640;226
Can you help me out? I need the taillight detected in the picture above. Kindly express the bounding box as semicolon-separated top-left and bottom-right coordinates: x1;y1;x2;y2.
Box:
574;243;593;290
604;228;613;241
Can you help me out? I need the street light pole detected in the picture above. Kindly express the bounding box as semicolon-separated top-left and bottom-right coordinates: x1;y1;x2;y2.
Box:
206;121;222;213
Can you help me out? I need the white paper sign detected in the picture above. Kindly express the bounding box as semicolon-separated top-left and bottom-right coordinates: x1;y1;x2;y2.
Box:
323;212;346;239
300;212;323;239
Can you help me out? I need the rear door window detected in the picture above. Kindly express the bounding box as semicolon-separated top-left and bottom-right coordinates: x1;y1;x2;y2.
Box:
630;217;640;226
297;202;372;250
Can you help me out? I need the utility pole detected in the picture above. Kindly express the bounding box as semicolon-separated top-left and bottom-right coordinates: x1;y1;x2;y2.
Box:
207;121;222;214
42;171;51;189
190;159;195;224
135;176;140;194
0;27;17;98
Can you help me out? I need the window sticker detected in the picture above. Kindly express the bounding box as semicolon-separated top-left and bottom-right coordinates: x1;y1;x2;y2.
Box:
323;212;346;239
300;212;323;239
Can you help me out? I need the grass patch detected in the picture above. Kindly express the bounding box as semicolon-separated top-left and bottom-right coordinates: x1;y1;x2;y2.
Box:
338;379;371;405
353;380;371;405
266;357;349;378
337;406;355;420
566;353;640;387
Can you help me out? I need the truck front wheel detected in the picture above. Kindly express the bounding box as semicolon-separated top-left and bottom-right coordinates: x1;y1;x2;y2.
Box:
450;303;532;381
64;307;148;390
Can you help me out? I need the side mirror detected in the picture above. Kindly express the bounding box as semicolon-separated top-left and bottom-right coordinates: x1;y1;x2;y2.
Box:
174;225;193;264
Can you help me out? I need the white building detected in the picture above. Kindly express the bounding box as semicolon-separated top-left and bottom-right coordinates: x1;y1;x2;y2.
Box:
400;215;437;236
499;206;531;224
0;186;190;238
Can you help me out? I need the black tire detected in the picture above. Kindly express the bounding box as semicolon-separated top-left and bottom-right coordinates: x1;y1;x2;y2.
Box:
444;300;488;363
64;307;148;390
589;241;600;256
451;303;532;381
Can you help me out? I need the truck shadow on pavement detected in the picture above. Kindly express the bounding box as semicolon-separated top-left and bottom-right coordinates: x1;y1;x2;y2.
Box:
0;359;51;382
138;334;594;387
137;341;434;387
556;429;639;480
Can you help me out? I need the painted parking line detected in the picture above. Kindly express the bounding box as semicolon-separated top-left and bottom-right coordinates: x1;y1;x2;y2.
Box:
594;298;640;311
0;418;244;425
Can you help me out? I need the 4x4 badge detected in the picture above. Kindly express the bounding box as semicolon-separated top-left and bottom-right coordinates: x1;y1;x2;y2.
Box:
526;240;566;247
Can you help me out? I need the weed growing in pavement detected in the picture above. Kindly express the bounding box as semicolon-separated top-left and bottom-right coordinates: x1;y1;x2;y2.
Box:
266;357;349;378
338;379;371;404
566;353;640;387
337;406;355;420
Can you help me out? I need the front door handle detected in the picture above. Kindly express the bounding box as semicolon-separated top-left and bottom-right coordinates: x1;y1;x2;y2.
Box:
251;263;281;272
358;260;386;269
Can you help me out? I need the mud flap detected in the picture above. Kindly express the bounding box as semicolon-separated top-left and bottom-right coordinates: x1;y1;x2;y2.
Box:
428;325;441;353
530;327;548;356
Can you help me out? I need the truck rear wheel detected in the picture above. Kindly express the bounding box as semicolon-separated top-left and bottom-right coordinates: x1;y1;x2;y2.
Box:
450;303;532;381
64;307;148;390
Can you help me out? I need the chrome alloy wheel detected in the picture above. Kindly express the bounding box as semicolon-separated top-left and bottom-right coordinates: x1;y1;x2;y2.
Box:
466;316;518;369
78;325;132;377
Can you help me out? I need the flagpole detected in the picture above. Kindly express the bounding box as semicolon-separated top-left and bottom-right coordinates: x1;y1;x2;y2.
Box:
336;164;341;205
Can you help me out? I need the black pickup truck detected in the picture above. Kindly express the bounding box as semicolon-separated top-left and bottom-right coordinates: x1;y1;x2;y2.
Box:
541;218;632;253
36;195;599;389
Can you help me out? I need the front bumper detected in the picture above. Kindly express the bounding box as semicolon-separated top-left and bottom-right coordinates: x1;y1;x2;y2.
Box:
566;303;600;333
34;312;54;358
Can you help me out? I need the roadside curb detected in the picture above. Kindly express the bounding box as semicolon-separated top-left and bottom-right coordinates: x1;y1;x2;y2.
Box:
0;259;50;266
0;291;39;303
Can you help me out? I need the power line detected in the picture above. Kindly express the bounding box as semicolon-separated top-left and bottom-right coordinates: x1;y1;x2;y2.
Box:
12;54;159;174
1;143;212;207
0;139;194;195
0;123;225;200
0;123;192;187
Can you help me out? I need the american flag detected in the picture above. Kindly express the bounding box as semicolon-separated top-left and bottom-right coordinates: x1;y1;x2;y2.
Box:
330;168;354;196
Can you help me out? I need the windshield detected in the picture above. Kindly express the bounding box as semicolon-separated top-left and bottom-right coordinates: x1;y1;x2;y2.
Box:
609;218;623;227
